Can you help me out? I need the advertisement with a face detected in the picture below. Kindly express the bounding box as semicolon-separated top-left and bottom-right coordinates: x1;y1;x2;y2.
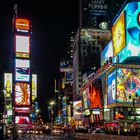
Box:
107;70;116;105
15;35;30;58
117;68;140;103
15;82;30;106
15;59;30;82
83;89;89;111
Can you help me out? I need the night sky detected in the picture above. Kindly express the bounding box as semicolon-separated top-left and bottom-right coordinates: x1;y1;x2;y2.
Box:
0;0;124;121
0;0;79;121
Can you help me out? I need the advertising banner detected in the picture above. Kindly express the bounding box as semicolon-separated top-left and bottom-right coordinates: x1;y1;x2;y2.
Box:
32;74;37;101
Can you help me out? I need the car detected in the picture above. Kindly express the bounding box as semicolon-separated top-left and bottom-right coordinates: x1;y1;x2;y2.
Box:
51;128;63;135
91;128;106;134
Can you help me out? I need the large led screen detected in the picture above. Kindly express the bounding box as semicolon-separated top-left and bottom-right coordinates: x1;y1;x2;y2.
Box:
112;12;126;57
101;40;113;66
83;89;89;111
73;101;82;119
15;107;30;113
16;35;30;58
107;70;116;105
15;59;30;82
113;2;140;63
15;82;30;106
15;18;30;30
117;68;140;103
15;116;29;124
32;74;37;101
88;82;102;109
4;73;12;96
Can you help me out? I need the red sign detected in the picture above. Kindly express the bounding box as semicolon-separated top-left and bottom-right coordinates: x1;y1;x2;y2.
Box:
15;18;30;30
138;13;140;25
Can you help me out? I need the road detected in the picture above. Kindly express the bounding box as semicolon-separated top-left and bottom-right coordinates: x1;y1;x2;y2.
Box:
15;134;77;140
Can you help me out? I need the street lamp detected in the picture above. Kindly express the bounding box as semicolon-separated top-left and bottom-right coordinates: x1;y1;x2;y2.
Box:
49;101;55;127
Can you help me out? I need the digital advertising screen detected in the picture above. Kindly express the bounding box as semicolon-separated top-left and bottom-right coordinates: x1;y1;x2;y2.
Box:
15;107;30;113
88;82;102;109
73;101;82;119
32;74;37;101
101;40;113;66
113;2;140;63
107;70;116;105
15;82;30;106
15;35;30;58
15;18;30;30
83;89;89;111
117;68;140;103
15;59;30;82
4;73;12;96
112;12;126;57
15;116;29;124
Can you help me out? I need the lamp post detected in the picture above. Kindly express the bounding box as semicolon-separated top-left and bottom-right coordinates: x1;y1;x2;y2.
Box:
49;101;55;128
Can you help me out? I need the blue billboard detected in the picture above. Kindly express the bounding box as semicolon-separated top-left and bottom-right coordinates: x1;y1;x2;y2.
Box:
113;2;140;63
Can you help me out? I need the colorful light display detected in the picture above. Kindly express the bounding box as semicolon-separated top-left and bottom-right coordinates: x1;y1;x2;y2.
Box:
15;18;30;30
113;2;140;63
73;101;82;119
4;73;12;95
107;70;116;105
101;40;113;66
117;68;140;103
15;116;29;124
15;82;30;106
112;12;126;57
15;35;30;58
15;59;30;82
32;74;37;101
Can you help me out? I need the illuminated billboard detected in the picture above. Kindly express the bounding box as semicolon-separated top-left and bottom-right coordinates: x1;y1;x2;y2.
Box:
15;107;30;113
15;59;30;82
117;68;140;103
15;82;30;106
88;82;102;109
112;12;126;57
15;116;29;124
113;2;140;63
107;70;116;105
83;89;89;111
101;40;113;66
4;73;12;96
15;18;30;30
15;35;30;58
73;101;82;119
32;74;37;101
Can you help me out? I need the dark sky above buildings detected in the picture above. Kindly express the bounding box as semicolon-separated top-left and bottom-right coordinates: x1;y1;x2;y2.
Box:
0;0;125;121
0;0;79;120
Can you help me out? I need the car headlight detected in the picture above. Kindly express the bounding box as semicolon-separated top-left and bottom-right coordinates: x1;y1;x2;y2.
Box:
7;130;11;133
18;130;22;133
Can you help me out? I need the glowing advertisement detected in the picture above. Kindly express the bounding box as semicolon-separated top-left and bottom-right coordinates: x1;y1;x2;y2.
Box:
107;70;116;105
117;68;140;103
15;116;29;124
88;83;102;109
4;73;12;96
15;59;30;82
83;89;89;111
15;107;30;113
73;101;82;119
112;12;126;57
113;2;140;63
15;18;30;30
16;35;30;58
101;40;113;66
32;74;37;101
15;82;30;106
